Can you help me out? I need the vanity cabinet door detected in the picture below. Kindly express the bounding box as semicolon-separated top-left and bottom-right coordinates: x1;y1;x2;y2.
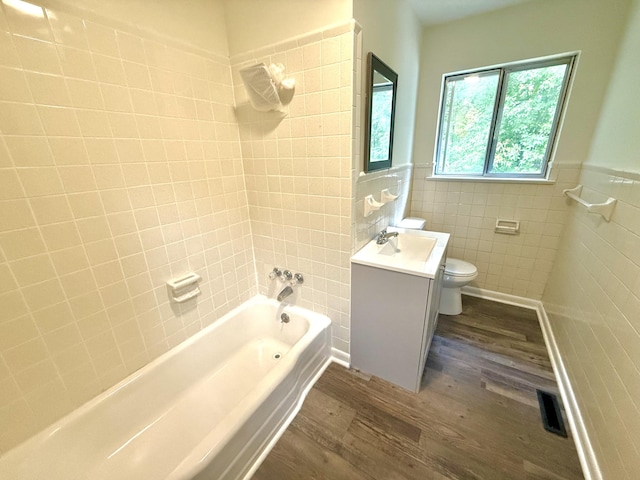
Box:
351;263;430;392
419;261;445;375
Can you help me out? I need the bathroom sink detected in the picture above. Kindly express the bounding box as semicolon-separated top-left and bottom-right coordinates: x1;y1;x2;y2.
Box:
351;228;448;278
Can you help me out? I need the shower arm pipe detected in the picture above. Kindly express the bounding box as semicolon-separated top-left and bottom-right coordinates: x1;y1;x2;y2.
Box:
563;185;616;222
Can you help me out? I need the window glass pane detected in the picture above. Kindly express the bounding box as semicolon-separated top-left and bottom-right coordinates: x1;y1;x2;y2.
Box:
438;72;499;175
490;64;567;175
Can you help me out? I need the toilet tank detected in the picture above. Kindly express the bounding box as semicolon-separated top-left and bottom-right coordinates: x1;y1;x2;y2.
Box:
396;217;426;230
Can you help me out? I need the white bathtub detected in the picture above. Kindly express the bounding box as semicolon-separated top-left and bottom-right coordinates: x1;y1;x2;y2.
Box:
0;296;332;480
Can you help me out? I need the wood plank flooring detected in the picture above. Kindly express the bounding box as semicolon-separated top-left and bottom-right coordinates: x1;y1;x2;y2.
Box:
253;296;584;480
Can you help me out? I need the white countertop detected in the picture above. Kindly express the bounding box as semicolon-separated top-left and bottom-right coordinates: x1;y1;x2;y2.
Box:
351;227;450;279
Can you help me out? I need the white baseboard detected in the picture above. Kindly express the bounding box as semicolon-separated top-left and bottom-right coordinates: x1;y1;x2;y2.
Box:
331;348;350;367
462;286;600;480
535;305;601;480
461;286;540;310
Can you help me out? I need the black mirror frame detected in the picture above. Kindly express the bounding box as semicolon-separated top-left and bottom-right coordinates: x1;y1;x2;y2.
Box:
364;53;398;172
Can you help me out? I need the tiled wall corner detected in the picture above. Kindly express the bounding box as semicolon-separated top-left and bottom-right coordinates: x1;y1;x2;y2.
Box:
354;164;413;251
349;23;413;253
0;1;254;452
409;164;580;299
229;23;354;355
543;165;640;479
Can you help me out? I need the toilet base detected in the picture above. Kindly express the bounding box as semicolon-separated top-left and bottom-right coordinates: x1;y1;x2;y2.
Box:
439;286;462;315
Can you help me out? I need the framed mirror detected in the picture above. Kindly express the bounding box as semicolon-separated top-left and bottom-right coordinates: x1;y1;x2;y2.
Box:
364;53;398;172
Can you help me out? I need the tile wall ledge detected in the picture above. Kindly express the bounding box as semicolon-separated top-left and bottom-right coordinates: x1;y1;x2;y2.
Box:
230;19;358;64
423;175;557;185
356;163;413;184
581;163;640;181
32;0;229;61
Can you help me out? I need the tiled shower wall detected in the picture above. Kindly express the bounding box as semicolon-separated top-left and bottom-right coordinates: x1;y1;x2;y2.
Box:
409;165;580;299
230;23;355;354
543;165;640;478
0;2;254;451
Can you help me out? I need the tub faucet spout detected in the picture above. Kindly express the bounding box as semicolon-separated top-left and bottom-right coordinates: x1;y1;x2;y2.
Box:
277;285;294;302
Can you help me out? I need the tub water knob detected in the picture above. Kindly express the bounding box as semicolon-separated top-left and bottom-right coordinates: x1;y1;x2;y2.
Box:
269;267;282;280
282;270;293;282
293;273;304;285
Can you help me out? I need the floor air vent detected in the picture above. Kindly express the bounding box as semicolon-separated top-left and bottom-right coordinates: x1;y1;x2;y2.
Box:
536;390;567;437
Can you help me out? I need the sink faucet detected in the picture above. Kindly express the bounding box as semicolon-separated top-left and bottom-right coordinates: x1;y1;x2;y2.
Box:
376;228;399;244
277;285;294;302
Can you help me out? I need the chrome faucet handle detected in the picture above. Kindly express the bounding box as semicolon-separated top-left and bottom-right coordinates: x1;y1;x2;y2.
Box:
293;273;304;285
282;270;293;282
269;267;282;280
376;228;398;244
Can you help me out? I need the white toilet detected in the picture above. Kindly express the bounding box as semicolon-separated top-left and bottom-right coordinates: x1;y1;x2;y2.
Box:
396;217;478;315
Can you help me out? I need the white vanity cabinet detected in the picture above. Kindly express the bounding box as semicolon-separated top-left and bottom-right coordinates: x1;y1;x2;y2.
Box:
350;229;449;392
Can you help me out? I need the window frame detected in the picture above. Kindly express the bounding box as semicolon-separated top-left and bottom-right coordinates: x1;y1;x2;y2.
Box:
433;54;577;180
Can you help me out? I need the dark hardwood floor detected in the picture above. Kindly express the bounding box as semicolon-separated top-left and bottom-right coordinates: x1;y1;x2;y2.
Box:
253;296;584;480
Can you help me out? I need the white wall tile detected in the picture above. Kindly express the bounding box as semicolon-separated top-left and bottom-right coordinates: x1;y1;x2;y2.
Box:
230;25;355;354
409;166;580;299
543;166;640;477
0;3;253;453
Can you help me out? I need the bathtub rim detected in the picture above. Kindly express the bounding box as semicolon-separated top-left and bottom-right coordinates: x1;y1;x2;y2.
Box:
166;300;332;479
0;295;330;469
240;354;333;480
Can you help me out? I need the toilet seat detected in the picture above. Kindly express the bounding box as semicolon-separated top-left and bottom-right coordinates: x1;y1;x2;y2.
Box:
445;258;477;277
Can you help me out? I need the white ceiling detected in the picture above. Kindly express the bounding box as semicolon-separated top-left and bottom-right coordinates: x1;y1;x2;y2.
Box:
407;0;536;25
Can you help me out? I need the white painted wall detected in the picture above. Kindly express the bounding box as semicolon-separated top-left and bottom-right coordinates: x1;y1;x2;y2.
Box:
48;0;229;55
413;0;630;170
223;0;351;56
353;0;422;168
585;0;640;173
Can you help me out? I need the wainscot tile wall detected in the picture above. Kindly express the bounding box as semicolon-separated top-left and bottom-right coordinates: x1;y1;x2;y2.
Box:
0;1;255;452
543;165;640;479
409;164;580;299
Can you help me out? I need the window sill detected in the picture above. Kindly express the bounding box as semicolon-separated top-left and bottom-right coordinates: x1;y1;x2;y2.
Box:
426;175;556;185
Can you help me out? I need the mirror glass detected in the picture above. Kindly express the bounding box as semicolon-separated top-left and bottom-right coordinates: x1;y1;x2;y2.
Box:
365;53;398;172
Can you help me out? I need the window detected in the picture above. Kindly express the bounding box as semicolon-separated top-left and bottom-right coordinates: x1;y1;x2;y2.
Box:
434;55;576;179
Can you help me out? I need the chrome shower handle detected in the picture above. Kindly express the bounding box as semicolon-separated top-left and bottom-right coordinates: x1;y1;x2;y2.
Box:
269;267;282;280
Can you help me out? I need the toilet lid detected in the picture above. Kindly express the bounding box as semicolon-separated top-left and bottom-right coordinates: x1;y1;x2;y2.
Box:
445;258;477;277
